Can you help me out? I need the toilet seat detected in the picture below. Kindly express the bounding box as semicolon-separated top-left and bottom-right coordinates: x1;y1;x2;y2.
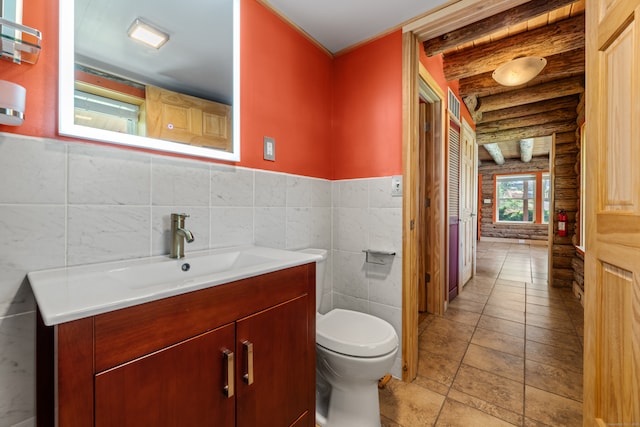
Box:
316;309;398;357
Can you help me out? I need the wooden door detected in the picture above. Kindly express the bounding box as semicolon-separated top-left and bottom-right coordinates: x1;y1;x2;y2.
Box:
95;324;236;427
236;295;311;427
459;119;476;286
146;85;232;150
584;0;640;425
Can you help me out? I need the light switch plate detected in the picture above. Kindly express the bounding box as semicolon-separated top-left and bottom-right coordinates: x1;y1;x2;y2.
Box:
391;175;402;197
264;136;275;161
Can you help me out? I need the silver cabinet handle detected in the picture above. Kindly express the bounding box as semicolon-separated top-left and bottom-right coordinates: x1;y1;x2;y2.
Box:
242;341;254;385
222;349;234;398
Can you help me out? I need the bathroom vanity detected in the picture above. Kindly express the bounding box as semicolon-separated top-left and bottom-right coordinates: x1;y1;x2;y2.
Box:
30;246;318;427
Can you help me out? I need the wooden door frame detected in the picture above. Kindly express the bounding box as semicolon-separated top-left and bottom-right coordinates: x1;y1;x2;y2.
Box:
400;0;527;382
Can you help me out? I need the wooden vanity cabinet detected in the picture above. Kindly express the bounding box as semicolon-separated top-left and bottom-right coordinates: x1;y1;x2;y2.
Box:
36;264;316;427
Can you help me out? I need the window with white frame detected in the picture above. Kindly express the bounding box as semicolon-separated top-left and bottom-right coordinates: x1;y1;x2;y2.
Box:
495;172;550;224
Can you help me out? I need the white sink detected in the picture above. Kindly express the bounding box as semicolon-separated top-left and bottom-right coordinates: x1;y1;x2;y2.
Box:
28;245;322;326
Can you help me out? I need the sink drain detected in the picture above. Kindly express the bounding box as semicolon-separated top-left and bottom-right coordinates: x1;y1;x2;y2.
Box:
181;263;191;272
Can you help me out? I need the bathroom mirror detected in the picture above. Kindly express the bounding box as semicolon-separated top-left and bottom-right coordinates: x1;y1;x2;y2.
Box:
58;0;240;161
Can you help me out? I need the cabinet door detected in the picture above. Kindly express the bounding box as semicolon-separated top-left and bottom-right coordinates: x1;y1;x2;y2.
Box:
95;323;236;427
236;295;311;427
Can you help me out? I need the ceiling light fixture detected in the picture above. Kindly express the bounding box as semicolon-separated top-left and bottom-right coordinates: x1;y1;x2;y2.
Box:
127;18;169;49
492;56;547;87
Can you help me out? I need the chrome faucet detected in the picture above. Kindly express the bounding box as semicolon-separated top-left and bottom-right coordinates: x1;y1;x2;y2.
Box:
170;213;195;258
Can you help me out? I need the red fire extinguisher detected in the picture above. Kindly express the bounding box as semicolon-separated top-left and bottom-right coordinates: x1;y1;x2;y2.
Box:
557;209;568;237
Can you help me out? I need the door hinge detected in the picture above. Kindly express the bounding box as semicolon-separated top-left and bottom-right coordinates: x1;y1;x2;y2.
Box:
425;273;431;283
424;122;431;132
425;198;431;208
410;219;415;230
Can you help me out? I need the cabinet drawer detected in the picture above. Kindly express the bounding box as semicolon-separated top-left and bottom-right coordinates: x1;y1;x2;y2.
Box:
94;264;312;372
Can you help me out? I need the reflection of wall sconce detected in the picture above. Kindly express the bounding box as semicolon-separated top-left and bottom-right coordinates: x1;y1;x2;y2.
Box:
0;80;26;126
492;56;547;86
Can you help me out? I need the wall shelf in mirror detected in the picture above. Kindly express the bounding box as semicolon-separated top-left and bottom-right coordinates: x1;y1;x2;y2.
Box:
0;17;42;64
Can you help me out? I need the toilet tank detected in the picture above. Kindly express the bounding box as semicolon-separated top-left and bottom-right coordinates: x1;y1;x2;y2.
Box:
298;248;327;311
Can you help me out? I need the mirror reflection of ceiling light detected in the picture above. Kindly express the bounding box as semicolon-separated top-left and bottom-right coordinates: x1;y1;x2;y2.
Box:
127;18;169;49
492;56;547;86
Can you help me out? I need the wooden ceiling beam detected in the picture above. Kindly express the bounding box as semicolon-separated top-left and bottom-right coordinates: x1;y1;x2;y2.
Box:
475;76;584;114
442;14;585;81
458;48;585;98
520;139;534;162
422;0;579;56
476;108;577;133
477;120;577;145
476;95;579;123
483;143;505;165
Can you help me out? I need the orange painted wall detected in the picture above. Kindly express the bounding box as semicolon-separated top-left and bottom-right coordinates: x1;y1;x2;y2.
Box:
332;31;403;179
0;0;460;181
419;49;475;128
0;0;58;138
238;0;333;178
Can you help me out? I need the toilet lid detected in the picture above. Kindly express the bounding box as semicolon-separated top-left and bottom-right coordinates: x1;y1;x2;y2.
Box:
316;309;398;357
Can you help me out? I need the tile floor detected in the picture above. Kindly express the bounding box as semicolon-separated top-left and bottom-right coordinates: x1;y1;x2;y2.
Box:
379;241;584;427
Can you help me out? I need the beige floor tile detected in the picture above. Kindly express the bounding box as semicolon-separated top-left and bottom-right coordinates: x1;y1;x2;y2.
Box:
525;340;583;374
454;289;490;304
418;348;462;387
419;330;470;361
442;307;482;327
490;289;527;302
424;317;476;342
413;375;451;396
462;283;495;296
478;315;525;338
451;364;524;414
524;386;582;427
525;313;576;334
435;398;518;427
499;274;531;283
525;303;571;321
483;304;526;324
381;415;403;427
379;379;445;427
471;327;525;358
525;359;583;402
462;344;525;383
486;297;526;312
525;325;582;351
447;389;523;426
526;280;548;290
446;298;486;314
526;288;563;300
495;281;527;292
523;417;552;427
526;295;566;308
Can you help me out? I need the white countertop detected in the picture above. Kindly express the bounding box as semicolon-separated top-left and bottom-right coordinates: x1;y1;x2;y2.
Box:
28;245;321;326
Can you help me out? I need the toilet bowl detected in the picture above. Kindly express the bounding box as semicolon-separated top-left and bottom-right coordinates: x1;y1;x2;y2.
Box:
300;249;399;427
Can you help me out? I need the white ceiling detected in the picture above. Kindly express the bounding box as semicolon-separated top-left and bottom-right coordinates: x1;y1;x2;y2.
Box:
267;0;449;53
73;0;449;104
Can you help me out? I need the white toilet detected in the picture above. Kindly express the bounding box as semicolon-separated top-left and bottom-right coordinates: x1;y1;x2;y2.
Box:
300;249;399;427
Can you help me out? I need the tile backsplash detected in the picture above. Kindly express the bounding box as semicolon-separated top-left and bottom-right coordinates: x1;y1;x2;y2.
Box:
0;132;402;426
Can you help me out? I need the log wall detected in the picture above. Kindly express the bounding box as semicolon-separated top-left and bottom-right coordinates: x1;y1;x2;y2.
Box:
478;157;550;241
572;93;586;292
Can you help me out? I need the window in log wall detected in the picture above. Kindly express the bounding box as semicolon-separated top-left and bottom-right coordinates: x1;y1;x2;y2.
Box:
494;172;550;224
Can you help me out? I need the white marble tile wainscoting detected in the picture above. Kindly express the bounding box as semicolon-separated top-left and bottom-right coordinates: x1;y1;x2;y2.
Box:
0;132;404;426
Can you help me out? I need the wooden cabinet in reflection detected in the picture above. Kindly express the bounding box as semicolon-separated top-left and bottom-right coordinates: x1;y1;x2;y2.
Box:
146;85;232;151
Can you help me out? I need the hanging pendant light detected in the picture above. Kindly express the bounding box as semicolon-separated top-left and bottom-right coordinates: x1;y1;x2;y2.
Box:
492;56;547;86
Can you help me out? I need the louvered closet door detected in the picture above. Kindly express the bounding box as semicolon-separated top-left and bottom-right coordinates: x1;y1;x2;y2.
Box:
448;119;460;300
